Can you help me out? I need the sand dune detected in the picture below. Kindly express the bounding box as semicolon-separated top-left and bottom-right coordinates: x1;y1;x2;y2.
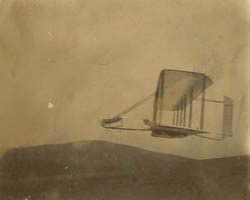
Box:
0;140;249;200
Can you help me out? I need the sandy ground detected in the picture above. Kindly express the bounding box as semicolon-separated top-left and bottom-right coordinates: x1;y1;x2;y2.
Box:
0;140;249;200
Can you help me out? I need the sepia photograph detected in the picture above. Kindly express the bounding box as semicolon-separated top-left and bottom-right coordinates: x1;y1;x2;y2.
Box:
0;0;249;199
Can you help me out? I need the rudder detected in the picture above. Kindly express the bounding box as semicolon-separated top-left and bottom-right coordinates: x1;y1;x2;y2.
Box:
222;96;233;137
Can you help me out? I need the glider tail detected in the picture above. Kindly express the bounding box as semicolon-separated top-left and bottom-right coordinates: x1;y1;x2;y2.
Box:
222;96;234;138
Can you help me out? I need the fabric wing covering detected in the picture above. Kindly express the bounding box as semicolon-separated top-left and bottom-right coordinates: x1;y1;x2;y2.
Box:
155;70;213;111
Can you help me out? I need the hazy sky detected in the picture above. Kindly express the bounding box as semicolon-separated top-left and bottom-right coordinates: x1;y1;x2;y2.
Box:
0;0;250;159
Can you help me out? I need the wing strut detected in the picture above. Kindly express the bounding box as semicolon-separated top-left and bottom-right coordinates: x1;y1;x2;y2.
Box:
176;104;180;126
180;100;183;126
183;95;187;126
159;72;166;124
189;88;193;128
172;110;176;125
200;76;206;130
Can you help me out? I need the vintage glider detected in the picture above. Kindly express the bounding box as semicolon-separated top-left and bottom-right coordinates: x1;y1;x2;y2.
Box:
100;69;233;141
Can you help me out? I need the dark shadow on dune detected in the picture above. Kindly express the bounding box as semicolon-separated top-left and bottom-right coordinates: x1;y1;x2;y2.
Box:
0;140;249;200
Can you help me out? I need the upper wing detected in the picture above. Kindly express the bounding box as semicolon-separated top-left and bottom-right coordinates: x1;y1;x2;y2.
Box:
155;69;213;111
